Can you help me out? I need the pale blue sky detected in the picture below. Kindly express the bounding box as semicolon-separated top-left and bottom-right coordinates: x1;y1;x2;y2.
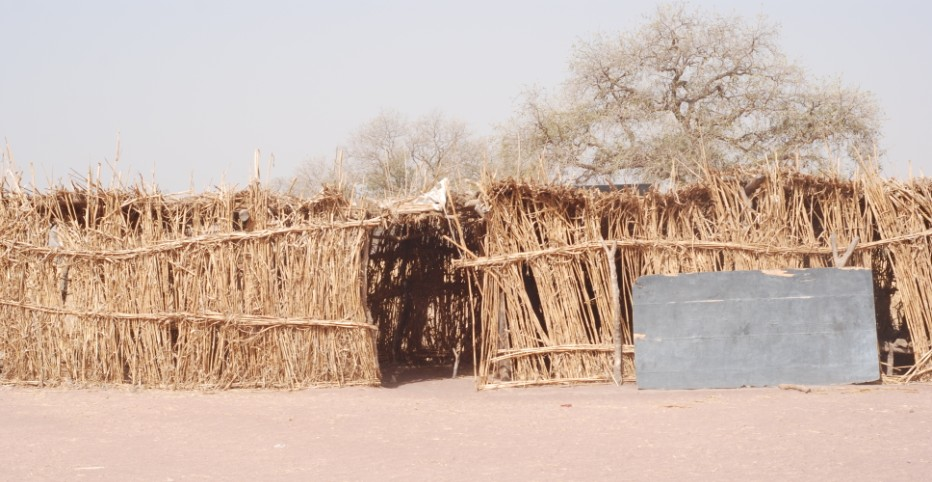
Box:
2;1;930;192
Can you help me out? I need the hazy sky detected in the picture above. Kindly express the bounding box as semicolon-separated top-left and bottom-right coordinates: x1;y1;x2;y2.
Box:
2;0;930;192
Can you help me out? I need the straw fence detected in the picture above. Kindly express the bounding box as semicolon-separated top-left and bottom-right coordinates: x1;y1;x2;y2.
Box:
456;169;932;389
0;184;381;388
5;168;931;391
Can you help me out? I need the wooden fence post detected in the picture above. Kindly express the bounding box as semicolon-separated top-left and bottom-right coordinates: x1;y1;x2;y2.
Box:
603;241;623;385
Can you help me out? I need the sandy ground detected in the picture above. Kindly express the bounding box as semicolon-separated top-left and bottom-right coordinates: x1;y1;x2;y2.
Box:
2;368;930;481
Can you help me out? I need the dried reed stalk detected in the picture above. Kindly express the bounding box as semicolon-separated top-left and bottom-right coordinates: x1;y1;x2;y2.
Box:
465;170;932;389
1;183;380;389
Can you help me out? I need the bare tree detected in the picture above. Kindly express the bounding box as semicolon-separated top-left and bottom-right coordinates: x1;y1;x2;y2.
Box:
348;110;486;195
349;110;411;194
490;117;549;181
265;149;356;198
515;4;882;182
409;112;474;186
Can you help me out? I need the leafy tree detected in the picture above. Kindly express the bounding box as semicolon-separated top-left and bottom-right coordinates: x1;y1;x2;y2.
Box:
516;4;881;182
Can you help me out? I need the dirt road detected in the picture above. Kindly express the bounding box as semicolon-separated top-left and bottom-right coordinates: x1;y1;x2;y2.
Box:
2;373;930;481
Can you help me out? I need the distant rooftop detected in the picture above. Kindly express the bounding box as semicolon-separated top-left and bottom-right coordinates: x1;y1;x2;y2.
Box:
582;183;653;194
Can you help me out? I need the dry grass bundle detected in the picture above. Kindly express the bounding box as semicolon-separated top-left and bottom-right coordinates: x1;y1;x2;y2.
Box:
0;182;380;389
459;169;932;389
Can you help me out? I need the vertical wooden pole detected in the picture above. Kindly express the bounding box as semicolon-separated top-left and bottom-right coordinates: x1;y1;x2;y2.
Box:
359;229;374;325
496;285;510;381
603;241;623;385
359;228;379;380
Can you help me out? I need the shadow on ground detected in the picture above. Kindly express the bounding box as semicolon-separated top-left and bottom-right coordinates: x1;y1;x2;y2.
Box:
380;364;474;388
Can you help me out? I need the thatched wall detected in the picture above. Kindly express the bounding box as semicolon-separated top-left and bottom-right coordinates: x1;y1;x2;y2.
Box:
457;170;932;389
0;184;380;388
6;170;930;391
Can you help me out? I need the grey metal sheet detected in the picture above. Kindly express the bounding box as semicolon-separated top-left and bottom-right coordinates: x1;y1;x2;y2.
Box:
633;268;879;390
